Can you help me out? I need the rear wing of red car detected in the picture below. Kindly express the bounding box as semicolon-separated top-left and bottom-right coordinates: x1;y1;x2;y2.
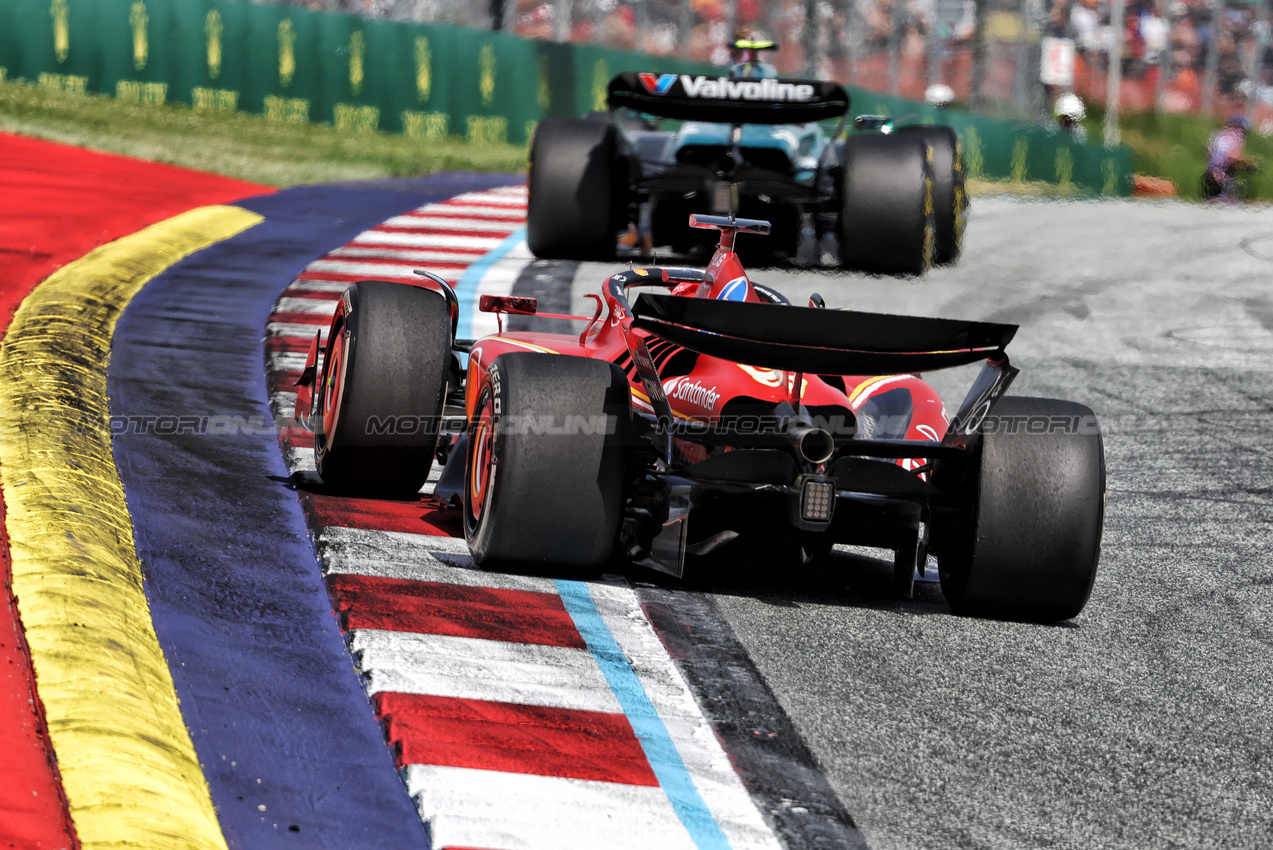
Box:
608;72;850;124
630;294;1016;375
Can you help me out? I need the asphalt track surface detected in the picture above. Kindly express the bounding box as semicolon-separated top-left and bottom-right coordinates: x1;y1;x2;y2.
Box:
570;197;1273;849
9;162;1268;849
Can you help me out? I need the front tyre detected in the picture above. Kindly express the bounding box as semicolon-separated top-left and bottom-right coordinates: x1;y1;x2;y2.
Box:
937;397;1105;622
314;280;451;497
464;353;630;572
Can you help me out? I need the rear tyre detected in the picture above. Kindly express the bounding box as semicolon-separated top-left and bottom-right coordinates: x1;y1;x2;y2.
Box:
527;118;623;261
838;134;935;276
463;353;630;573
315;281;451;497
895;125;965;264
937;397;1105;621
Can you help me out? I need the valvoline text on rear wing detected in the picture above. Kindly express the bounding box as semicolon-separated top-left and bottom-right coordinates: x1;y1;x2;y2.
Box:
608;72;850;124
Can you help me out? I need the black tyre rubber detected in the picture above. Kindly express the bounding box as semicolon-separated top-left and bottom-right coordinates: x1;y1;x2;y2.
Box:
838;133;935;276
463;353;630;572
314;280;450;496
895;124;965;264
937;396;1105;622
527;117;622;261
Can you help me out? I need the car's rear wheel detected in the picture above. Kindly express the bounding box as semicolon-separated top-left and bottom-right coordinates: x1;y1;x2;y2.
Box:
527;118;624;261
936;397;1105;621
314;280;450;497
838;133;935;276
463;353;630;573
895;125;965;264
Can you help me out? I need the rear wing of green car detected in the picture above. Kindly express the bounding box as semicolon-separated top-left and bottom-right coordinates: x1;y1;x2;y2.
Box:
608;72;850;125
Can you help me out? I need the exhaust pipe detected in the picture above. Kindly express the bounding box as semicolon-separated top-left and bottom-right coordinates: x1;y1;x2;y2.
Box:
789;424;835;465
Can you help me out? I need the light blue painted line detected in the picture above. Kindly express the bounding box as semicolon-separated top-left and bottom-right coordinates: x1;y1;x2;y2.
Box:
455;225;527;341
555;579;732;850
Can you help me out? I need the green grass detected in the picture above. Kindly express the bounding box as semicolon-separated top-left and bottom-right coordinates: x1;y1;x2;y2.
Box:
1083;105;1273;200
4;76;1267;201
0;79;528;186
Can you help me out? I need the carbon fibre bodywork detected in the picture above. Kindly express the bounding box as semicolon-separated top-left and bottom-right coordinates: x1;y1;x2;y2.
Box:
448;215;1018;581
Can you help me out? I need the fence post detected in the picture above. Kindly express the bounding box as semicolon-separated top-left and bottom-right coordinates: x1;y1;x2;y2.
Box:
1201;0;1221;116
926;2;940;87
888;0;903;95
971;0;988;110
1104;0;1123;145
554;0;571;42
803;0;820;76
1154;0;1172;112
1247;0;1270;123
678;0;693;59
843;0;858;83
1025;0;1047;120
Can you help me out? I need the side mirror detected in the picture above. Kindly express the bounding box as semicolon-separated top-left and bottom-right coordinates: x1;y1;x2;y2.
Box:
853;114;894;134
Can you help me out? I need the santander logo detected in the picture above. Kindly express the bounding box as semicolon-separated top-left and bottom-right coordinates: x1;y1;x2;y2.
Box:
662;376;721;412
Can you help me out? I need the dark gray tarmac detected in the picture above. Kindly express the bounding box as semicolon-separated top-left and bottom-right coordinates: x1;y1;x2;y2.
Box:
575;197;1273;849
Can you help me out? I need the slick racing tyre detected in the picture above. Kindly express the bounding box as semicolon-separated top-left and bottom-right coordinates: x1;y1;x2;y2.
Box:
838;133;936;276
314;280;451;497
895;125;965;264
936;397;1105;622
464;353;630;573
527;118;624;261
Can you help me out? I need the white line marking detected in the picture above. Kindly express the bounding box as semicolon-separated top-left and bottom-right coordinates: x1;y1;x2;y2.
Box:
305;259;459;278
421;204;528;218
351;230;507;250
404;765;698;850
264;323;327;341
327;246;485;264
282;279;350;294
351;629;622;714
273;297;337;316
268;351;308;374
315;526;559;593
588;581;785;850
379;215;522;232
448;187;526;201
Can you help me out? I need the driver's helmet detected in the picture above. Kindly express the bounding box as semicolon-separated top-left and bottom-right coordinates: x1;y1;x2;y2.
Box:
924;84;954;108
1054;93;1085;122
729;61;778;80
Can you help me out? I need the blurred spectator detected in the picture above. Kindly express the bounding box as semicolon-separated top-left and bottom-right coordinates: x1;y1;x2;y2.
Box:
255;0;1273;124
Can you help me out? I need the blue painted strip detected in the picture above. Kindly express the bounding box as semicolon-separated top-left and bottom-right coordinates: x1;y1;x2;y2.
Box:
555;580;732;850
109;174;520;849
455;225;527;341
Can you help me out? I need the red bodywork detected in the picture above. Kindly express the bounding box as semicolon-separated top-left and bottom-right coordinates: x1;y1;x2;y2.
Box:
465;220;949;472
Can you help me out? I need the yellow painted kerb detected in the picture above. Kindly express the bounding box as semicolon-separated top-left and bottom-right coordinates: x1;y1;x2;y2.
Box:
0;205;262;850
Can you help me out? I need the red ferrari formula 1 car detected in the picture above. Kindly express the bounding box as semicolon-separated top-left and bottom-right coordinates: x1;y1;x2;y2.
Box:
296;216;1104;621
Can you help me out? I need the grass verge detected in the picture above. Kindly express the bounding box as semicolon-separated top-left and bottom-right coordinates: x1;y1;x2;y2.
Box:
1084;105;1273;201
8;76;1265;203
0;79;528;187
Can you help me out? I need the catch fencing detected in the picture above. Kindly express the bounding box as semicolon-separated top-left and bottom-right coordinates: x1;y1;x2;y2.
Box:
0;0;1132;192
0;0;715;145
